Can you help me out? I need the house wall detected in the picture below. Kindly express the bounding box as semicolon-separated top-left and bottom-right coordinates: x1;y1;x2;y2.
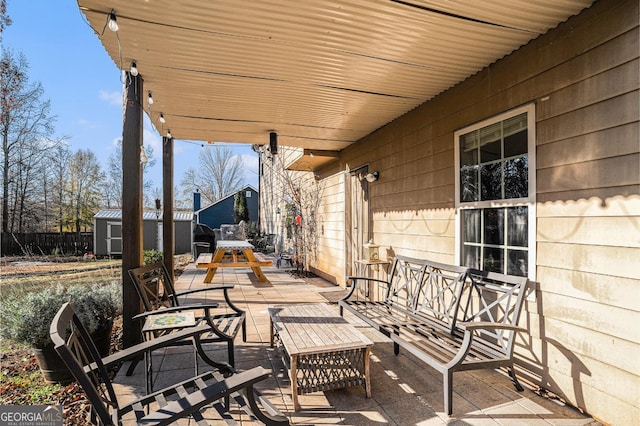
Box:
261;0;639;423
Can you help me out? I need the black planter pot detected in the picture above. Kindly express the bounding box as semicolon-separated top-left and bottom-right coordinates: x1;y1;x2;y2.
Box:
34;320;113;385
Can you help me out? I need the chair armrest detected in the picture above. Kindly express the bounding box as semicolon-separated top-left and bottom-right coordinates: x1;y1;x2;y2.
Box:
172;285;244;316
89;325;212;371
136;367;288;425
132;304;219;321
172;285;235;299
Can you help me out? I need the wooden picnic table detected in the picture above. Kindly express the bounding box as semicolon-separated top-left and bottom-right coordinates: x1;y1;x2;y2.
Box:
196;240;273;282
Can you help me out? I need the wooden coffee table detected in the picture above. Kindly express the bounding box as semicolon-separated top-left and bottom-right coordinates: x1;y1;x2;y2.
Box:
268;303;373;410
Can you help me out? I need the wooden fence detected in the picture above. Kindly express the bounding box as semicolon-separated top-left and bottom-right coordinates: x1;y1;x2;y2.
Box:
1;232;93;256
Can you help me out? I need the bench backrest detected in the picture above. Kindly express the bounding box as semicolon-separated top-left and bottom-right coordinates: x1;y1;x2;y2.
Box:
413;261;469;333
384;255;431;310
460;270;529;356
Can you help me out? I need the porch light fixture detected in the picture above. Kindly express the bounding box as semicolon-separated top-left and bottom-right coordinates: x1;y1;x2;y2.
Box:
166;129;172;138
365;171;379;183
130;60;138;76
147;91;154;105
108;11;119;32
159;113;165;124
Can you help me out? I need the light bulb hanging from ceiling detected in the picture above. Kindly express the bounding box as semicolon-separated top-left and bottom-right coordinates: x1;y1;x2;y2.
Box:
130;60;138;76
147;91;154;105
159;113;165;124
167;129;172;139
108;11;119;32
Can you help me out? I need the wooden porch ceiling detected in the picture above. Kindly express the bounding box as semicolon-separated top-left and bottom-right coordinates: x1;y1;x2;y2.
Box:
77;0;593;151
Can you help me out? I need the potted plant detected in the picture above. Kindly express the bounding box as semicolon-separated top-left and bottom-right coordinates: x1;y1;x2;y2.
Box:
0;281;122;384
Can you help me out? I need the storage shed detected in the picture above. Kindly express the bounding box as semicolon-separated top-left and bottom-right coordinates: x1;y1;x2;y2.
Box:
93;209;193;256
194;185;259;229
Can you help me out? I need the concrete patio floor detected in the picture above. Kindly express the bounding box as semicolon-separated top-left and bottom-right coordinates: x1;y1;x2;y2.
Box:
113;259;600;425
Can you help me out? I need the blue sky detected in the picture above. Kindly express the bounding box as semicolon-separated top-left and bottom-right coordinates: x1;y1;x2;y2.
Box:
3;0;259;202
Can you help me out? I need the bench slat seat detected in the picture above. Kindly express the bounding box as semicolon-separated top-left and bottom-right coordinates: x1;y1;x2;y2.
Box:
339;255;529;415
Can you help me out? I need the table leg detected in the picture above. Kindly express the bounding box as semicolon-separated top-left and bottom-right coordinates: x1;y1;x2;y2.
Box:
243;249;267;281
364;346;371;398
203;248;226;283
291;354;299;411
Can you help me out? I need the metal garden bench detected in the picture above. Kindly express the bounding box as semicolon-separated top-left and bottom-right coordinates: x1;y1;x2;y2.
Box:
339;255;529;415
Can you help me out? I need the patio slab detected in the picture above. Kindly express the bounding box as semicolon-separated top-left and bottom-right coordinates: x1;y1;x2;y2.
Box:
112;259;601;425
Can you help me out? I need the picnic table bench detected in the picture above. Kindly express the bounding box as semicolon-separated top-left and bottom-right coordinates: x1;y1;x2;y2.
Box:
339;255;529;415
197;240;273;282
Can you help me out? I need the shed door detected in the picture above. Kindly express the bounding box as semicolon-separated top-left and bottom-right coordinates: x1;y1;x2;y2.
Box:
107;221;122;255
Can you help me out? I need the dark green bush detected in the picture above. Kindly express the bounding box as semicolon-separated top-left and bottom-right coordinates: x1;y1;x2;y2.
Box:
143;250;163;265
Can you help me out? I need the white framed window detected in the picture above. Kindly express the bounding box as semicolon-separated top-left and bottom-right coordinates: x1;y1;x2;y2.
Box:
454;104;536;279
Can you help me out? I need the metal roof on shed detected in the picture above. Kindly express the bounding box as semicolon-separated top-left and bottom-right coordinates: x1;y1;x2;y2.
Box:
94;209;193;221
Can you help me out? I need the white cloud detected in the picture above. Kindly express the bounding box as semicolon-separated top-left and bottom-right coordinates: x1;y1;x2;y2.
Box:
143;128;162;157
98;90;123;106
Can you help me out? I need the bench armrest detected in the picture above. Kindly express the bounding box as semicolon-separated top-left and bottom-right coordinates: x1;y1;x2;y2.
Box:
342;276;390;300
446;321;527;369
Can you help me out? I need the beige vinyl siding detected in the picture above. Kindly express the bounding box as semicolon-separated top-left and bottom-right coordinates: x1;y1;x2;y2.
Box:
308;0;639;423
313;172;346;283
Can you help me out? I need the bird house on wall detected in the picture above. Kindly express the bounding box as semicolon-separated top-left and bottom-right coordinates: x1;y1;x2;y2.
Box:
363;239;380;261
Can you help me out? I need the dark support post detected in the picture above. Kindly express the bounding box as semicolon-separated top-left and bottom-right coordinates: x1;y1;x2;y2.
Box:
122;73;144;348
162;136;174;280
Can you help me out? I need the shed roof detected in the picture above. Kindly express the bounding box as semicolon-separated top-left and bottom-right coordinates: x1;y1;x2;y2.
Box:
77;1;593;152
94;209;193;222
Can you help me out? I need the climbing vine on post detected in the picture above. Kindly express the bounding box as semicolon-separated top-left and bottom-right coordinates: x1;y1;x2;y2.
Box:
275;155;324;275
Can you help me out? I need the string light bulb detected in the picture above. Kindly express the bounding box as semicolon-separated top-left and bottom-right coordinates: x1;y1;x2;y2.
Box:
167;129;172;138
147;91;154;105
130;60;138;76
140;146;148;165
159;113;165;124
108;11;119;32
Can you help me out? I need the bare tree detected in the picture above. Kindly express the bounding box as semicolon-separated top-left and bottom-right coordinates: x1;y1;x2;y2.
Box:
104;139;156;208
48;142;71;233
67;149;102;237
179;146;244;205
0;0;11;43
1;49;56;232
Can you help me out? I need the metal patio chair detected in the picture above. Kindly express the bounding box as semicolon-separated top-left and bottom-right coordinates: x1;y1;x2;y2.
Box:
128;262;246;371
50;302;289;425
